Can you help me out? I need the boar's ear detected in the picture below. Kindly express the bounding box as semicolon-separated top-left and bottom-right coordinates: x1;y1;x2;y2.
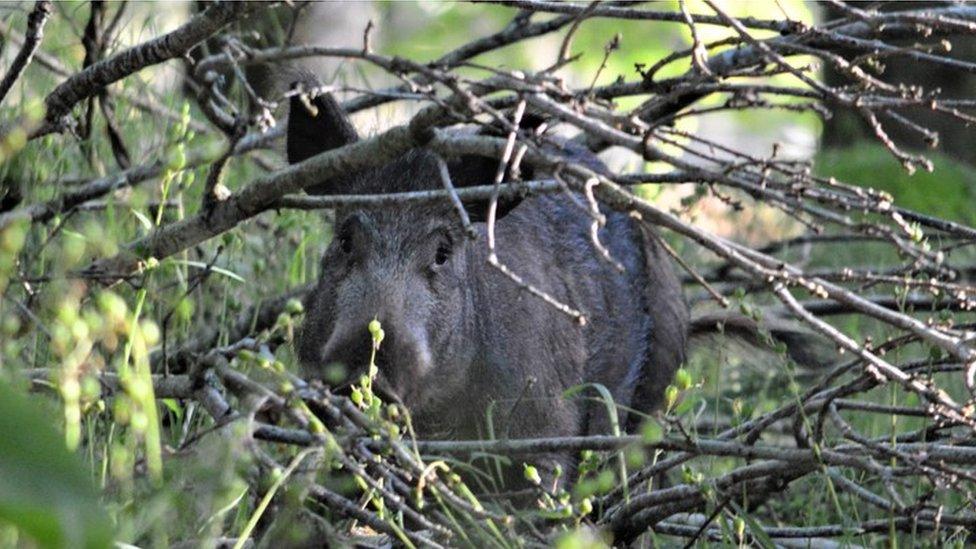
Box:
287;85;361;194
287;88;358;164
447;111;552;222
448;154;526;223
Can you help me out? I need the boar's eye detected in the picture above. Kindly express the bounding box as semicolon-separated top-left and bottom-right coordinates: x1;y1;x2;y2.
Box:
335;214;363;255
338;234;353;254
429;233;453;271
434;242;451;266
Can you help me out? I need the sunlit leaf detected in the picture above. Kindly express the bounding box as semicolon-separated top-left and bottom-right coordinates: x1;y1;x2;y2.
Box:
0;382;114;549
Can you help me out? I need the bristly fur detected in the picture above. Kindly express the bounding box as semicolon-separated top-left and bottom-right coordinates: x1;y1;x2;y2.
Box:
289;88;689;482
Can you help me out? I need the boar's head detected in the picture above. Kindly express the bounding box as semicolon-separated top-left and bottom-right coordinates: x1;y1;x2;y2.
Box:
288;90;514;418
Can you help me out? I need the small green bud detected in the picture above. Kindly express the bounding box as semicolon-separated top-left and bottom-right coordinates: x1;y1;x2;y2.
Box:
734;516;746;540
237;349;256;362
167;145;187;171
523;464;542;485
276;312;291;328
579;497;593;516
350;387;363;406
674;368;692;390
285;298;304;315
664;385;679;410
140;320;160;346
368;318;381;336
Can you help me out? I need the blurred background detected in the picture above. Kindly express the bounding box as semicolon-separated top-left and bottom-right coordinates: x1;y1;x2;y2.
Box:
2;2;975;546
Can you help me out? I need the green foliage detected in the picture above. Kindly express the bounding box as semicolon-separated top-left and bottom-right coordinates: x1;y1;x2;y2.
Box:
816;143;976;225
0;381;113;549
0;2;972;547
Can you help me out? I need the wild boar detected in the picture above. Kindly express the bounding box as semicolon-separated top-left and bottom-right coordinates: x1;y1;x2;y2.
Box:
291;89;689;478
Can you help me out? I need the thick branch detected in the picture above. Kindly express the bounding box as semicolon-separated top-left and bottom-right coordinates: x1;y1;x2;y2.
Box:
0;0;53;104
36;2;257;136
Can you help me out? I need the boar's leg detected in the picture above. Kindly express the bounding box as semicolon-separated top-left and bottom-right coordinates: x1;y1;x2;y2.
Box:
627;225;690;430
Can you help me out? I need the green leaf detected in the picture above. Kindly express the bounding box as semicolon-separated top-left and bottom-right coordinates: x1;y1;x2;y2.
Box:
0;381;113;548
728;500;776;549
170;259;246;283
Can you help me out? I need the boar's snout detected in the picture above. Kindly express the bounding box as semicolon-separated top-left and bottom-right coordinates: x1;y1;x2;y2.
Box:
302;315;433;403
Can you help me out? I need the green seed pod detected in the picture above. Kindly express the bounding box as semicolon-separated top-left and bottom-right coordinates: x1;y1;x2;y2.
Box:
350;387;363;406
734;517;746;540
523;464;542;485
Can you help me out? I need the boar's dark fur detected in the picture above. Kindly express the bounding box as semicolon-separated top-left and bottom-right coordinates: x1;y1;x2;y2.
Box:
291;89;689;479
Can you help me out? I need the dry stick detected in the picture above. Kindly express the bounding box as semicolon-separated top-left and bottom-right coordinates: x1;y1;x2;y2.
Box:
343;10;579;113
581;176;625;272
270;170;691;212
550;1;599;70
483;99;586;324
773;284;971;427
656;512;975;539
202;122;246;213
633;4;976;128
772;294;976;317
0;0;53;104
33;2;260;137
385;435;976;465
274;180;565;211
486;0;801;33
646;229;729;308
434;156;476;238
678;0;713;77
308;485;443;549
